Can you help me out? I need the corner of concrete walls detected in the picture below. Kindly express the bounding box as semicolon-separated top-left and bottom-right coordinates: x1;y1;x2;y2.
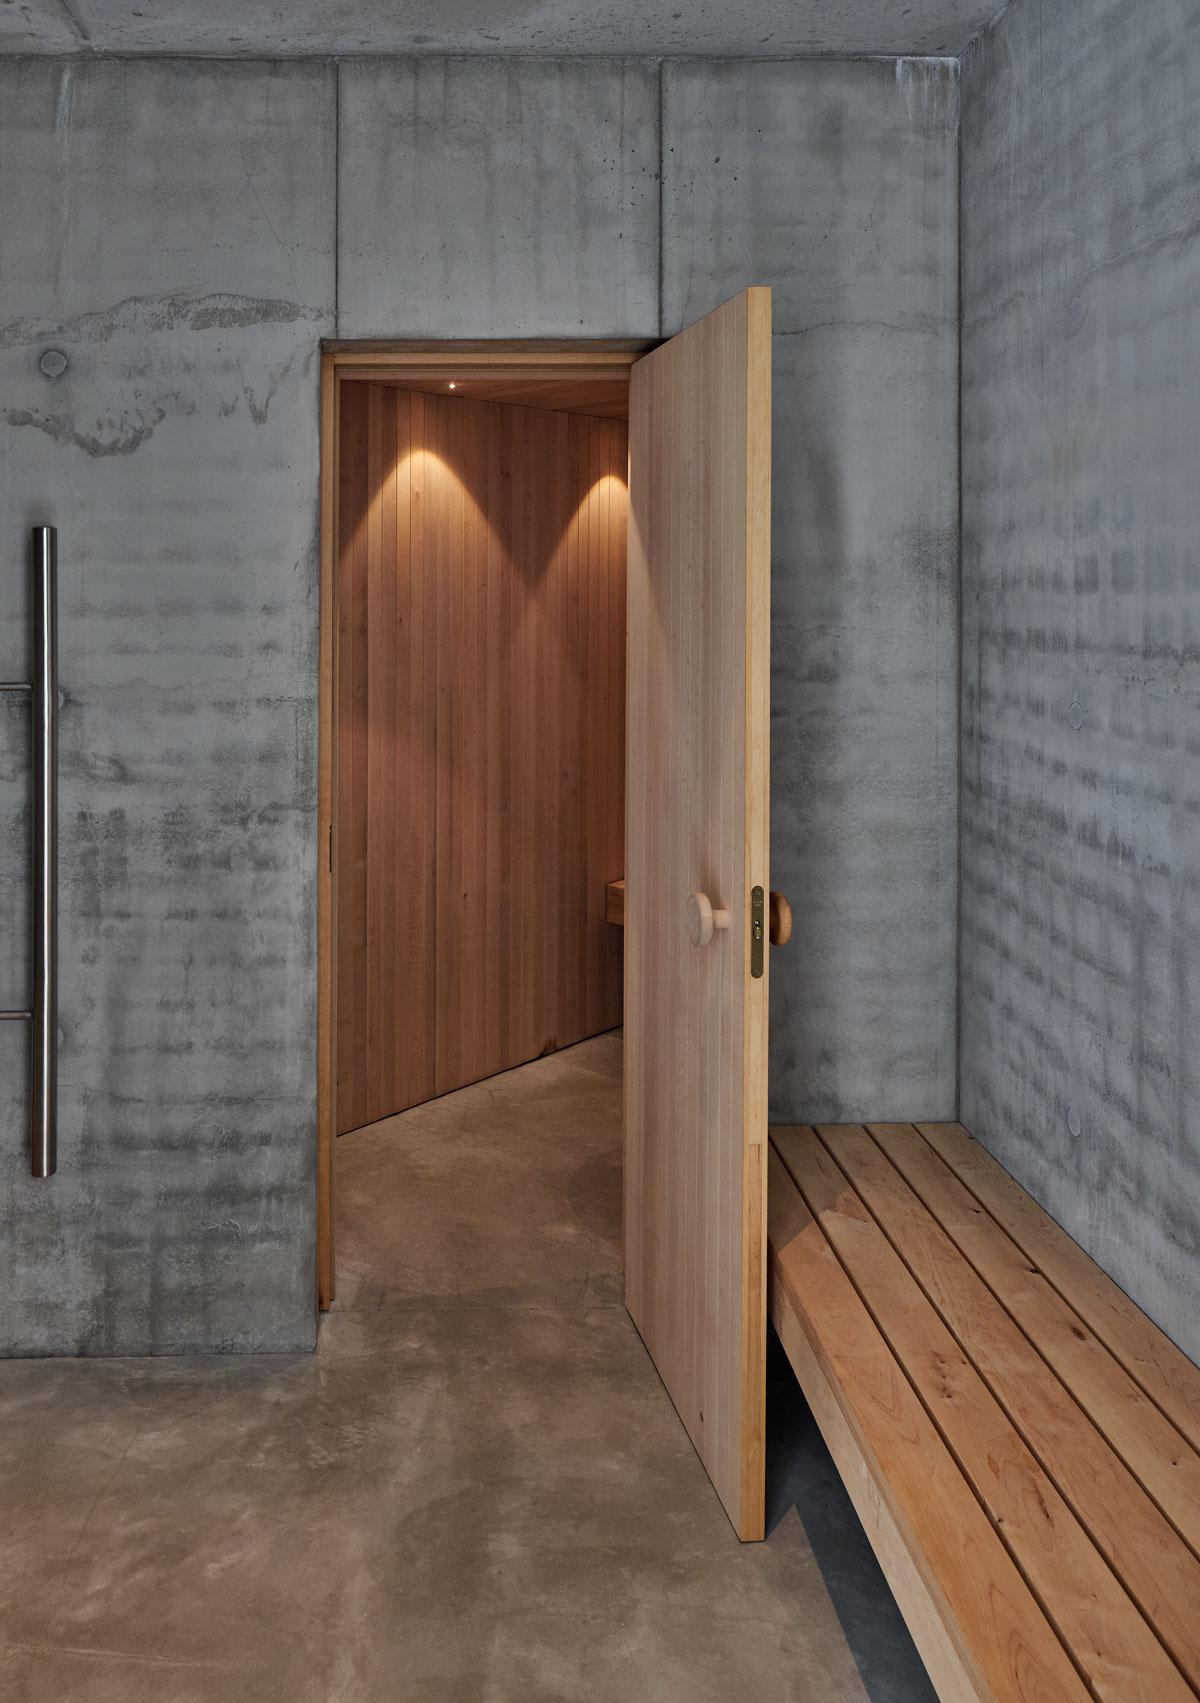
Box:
957;0;1200;1363
659;56;961;1125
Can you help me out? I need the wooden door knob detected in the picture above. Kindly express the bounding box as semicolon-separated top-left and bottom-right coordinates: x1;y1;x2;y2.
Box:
769;891;792;946
687;891;730;947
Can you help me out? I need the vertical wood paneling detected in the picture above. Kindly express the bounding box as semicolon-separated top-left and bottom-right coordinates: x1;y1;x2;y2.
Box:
336;382;369;1136
404;391;437;1107
336;382;626;1132
318;352;338;1308
365;382;386;1118
623;290;772;1540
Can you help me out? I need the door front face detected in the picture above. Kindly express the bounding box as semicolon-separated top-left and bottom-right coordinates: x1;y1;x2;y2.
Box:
623;288;772;1541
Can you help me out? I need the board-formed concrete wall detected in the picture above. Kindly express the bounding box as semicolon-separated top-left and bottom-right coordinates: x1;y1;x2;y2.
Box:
0;60;337;1354
960;0;1200;1357
1;53;960;1354
657;59;959;1123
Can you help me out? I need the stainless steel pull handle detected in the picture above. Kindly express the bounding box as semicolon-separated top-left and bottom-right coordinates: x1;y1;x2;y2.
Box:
32;526;57;1178
2;529;57;1176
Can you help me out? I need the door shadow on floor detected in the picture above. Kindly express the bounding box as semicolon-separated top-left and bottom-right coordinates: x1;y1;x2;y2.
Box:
765;1323;938;1703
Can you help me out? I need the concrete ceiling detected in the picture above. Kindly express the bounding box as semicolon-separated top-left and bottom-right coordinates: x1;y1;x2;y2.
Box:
3;0;999;59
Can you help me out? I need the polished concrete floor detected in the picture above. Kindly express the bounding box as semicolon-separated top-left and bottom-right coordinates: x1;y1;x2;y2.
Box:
0;1033;935;1702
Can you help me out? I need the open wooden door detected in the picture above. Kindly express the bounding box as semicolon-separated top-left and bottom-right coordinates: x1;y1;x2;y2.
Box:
624;288;772;1541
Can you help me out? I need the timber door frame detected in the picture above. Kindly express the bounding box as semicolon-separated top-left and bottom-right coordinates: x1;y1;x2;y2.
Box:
317;338;652;1309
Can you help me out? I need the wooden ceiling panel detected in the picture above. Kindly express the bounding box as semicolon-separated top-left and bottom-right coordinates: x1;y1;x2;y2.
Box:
349;372;630;420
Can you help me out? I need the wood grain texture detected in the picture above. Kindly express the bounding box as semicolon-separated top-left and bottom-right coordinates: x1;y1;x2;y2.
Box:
866;1123;1200;1578
791;1127;1195;1703
317;350;337;1309
767;1144;1090;1703
741;289;772;1529
328;342;650;362
769;1122;1200;1702
358;373;629;419
916;1121;1200;1457
605;879;625;926
767;1228;991;1703
623;288;771;1541
336;381;627;1131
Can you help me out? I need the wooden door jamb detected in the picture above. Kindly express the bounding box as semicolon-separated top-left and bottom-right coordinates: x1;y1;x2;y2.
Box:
316;336;654;1310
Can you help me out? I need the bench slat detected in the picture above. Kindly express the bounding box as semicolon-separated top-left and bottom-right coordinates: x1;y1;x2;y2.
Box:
916;1121;1200;1459
766;1144;1091;1703
822;1122;1200;1690
870;1124;1200;1569
782;1126;1196;1703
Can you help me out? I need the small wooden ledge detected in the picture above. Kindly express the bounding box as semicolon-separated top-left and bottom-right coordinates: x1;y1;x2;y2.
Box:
605;879;625;927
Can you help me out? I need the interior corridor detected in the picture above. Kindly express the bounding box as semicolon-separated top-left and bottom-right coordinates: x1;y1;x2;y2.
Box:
0;1035;934;1702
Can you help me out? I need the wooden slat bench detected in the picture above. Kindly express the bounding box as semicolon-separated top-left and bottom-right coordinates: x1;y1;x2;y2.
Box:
767;1122;1200;1703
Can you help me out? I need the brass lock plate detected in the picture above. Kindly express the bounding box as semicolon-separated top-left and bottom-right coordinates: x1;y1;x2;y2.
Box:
750;885;765;979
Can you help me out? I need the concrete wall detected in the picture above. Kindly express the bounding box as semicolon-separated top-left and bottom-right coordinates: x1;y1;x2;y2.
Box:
0;59;337;1354
657;59;959;1123
337;59;660;338
1;53;960;1354
960;0;1200;1356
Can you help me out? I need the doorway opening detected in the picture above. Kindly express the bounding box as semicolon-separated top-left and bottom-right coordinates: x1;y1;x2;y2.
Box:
317;341;650;1310
318;294;773;1543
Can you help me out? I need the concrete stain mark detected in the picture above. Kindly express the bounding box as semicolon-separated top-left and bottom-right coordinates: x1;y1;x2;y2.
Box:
0;291;320;352
5;405;165;458
234;344;301;426
775;315;950;339
70;805;132;937
62;750;130;784
2;1642;232;1675
51;63;78;299
204;1219;243;1243
893;55;960;133
52;0;91;47
52;62;75;135
1077;214;1200;283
